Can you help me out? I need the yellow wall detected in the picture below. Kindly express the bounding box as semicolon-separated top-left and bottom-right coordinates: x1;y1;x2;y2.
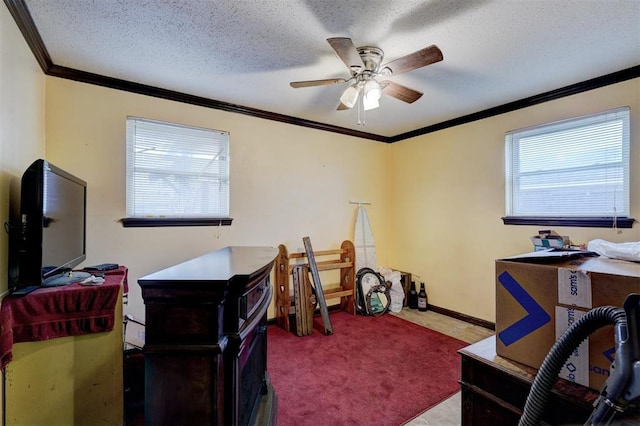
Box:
44;78;392;321
0;4;46;292
5;2;638;423
389;78;640;322
47;77;639;326
0;5;46;422
2;0;638;329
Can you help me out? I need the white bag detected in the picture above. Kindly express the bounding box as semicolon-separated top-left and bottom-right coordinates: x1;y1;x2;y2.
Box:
378;268;404;313
587;239;640;262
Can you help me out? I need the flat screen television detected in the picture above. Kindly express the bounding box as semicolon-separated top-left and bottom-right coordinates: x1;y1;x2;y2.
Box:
16;159;89;287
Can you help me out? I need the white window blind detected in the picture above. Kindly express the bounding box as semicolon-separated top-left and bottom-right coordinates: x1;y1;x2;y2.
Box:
126;117;230;218
505;107;630;218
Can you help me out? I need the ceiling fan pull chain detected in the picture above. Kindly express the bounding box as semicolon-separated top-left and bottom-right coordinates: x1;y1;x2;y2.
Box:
357;95;365;126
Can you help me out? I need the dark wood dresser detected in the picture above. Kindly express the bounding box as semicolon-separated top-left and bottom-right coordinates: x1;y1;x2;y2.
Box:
138;246;278;426
459;336;599;425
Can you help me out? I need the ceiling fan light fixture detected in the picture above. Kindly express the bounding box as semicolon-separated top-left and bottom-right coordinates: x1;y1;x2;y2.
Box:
362;79;382;110
364;79;382;100
362;94;379;111
339;85;360;109
290;38;443;123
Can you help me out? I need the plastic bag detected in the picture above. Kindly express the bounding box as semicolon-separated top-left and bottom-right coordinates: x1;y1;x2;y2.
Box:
378;267;404;313
587;239;640;262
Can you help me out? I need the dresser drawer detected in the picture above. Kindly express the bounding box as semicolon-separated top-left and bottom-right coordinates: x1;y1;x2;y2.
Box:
240;277;268;321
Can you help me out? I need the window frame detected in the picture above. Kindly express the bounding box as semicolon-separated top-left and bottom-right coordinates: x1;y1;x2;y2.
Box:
502;107;634;228
121;117;232;228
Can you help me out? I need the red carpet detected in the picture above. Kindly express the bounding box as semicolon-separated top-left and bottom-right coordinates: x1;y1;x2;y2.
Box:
267;311;467;426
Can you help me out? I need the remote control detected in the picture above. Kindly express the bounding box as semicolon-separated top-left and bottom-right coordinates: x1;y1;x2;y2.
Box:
84;263;119;271
10;286;39;296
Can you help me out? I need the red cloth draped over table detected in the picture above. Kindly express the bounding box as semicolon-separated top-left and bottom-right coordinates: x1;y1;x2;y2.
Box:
0;267;127;369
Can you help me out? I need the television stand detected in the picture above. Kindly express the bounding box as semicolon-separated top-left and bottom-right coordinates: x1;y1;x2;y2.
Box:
43;270;91;286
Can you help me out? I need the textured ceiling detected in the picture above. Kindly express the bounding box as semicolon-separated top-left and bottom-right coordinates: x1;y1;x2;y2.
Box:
18;0;640;138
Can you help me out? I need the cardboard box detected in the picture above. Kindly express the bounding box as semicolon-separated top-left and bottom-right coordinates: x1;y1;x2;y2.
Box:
496;254;640;390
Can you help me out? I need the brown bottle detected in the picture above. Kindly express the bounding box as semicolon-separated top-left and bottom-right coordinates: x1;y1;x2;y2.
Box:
408;281;418;309
418;282;428;312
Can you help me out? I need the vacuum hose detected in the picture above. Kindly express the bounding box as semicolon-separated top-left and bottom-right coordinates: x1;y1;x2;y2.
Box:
519;305;626;426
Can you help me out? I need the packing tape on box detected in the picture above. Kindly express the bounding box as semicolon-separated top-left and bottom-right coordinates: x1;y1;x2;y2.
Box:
555;306;590;387
558;269;592;309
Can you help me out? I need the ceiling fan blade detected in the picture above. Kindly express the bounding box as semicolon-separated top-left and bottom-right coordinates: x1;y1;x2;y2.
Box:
290;78;347;88
381;45;443;76
337;102;351;110
381;81;423;104
327;37;364;71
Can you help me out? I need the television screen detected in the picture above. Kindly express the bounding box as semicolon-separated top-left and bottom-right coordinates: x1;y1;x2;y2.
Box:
17;159;87;287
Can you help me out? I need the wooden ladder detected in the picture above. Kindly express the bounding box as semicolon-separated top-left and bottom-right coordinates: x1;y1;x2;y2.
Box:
274;240;356;335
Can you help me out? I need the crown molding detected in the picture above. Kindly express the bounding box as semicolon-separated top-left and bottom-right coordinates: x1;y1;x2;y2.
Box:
5;0;639;143
390;66;640;142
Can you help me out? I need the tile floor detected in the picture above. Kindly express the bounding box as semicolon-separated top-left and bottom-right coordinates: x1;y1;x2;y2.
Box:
391;308;495;426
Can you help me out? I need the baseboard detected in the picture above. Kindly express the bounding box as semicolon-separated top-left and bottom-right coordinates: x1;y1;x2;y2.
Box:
427;304;495;331
267;303;495;331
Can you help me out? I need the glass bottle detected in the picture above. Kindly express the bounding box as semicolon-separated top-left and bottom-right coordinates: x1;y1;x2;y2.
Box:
418;282;428;312
408;281;418;309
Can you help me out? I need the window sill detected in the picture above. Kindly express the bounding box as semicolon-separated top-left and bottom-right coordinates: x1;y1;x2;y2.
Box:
502;216;635;228
121;217;233;227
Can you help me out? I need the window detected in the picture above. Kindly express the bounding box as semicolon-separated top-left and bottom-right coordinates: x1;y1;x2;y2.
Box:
123;117;231;227
504;107;633;228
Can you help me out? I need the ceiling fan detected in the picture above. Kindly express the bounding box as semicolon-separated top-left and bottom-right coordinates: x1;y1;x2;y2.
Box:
290;37;443;117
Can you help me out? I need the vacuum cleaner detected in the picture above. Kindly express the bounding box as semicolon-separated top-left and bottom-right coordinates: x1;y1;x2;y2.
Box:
520;293;640;425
